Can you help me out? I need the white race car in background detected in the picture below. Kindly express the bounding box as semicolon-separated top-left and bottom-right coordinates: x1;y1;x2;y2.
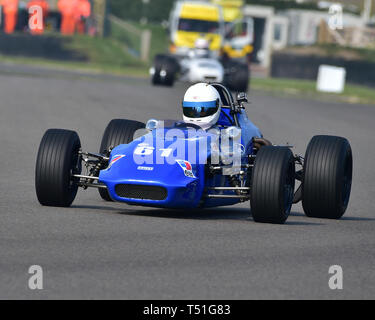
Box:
150;38;249;92
179;50;224;83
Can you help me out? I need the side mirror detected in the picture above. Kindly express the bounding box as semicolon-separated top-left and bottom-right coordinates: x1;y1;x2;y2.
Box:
237;92;248;104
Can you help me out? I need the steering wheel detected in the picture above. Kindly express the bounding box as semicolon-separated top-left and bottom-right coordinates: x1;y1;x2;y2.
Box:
174;122;203;130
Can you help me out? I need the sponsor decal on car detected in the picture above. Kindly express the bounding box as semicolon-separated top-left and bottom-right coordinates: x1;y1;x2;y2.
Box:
137;166;154;171
107;155;126;169
176;160;195;178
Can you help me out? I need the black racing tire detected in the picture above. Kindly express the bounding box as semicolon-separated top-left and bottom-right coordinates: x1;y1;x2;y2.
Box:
98;119;146;201
250;146;295;224
224;61;249;93
302;135;353;219
231;65;249;92
151;54;165;85
151;54;178;87
35;129;81;207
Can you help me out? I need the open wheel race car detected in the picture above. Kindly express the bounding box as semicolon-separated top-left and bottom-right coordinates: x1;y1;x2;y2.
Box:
150;53;249;92
35;84;353;224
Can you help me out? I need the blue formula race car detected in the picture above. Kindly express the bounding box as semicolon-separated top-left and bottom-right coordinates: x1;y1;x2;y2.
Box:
35;84;353;224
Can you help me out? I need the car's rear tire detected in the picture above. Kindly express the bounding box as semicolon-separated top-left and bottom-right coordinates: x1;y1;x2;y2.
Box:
250;146;295;224
98;119;146;201
35;129;81;207
151;54;178;87
302;135;353;219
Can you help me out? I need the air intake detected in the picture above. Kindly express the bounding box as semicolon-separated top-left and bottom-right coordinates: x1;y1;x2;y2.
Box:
115;184;167;201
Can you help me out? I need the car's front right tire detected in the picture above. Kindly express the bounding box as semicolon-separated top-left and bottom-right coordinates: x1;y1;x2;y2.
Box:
223;61;249;92
98;119;146;201
151;54;178;87
35;129;81;207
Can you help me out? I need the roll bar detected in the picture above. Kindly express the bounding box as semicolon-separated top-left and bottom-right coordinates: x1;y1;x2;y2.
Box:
210;83;247;128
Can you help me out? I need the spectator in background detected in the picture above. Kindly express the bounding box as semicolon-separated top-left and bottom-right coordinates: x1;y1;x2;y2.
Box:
58;0;77;35
76;0;90;34
27;0;49;34
1;0;19;34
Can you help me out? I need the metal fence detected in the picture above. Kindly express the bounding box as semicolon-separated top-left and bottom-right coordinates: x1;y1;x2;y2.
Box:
109;14;151;62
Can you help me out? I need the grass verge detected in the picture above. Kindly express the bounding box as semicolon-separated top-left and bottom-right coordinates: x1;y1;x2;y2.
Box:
251;77;375;105
0;32;150;77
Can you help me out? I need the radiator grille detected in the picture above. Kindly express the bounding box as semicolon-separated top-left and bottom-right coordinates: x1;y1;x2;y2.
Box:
115;184;167;201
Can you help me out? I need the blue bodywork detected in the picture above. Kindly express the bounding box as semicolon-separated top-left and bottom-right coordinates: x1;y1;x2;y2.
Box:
99;109;262;209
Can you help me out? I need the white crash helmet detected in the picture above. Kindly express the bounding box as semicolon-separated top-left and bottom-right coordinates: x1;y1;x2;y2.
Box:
182;83;222;129
195;37;209;50
193;38;210;58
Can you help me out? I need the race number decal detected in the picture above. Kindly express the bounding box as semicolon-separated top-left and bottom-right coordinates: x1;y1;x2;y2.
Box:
134;143;155;156
134;144;173;157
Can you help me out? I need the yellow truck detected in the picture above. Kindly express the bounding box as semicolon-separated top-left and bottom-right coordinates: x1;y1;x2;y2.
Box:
169;1;225;57
212;0;254;63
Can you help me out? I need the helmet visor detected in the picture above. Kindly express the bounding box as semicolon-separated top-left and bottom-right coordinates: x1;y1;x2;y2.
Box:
183;100;219;119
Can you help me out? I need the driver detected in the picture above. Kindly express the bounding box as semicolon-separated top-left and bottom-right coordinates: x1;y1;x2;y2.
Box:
182;83;222;130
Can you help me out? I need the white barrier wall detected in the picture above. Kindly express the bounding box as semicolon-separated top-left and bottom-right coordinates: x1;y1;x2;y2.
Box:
317;65;346;93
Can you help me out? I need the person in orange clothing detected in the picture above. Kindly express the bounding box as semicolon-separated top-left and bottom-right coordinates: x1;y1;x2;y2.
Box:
75;0;90;34
1;0;19;34
58;0;77;35
27;0;49;35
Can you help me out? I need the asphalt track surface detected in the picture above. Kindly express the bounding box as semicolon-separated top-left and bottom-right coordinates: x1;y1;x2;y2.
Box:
0;65;374;299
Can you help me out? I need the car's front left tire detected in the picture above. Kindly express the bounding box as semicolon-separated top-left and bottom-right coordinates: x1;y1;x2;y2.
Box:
250;146;295;224
35;129;81;207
